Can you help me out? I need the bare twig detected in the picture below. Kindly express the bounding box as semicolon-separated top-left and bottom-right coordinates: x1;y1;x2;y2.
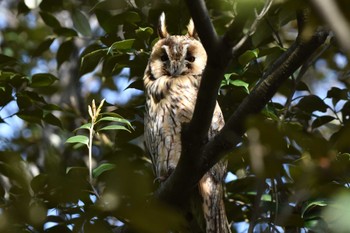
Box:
232;0;273;55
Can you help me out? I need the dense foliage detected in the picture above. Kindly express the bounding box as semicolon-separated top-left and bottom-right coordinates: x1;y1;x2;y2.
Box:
0;0;350;232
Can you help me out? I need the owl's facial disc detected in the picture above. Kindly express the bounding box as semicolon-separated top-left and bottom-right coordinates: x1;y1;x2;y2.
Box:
161;43;192;76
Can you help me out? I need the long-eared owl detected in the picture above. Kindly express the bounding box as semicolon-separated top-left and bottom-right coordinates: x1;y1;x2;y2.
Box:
143;13;231;233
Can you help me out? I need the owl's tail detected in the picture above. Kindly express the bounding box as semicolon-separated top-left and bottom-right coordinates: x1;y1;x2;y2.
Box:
199;173;232;233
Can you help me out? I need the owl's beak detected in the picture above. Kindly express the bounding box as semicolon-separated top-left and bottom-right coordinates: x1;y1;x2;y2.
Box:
169;61;185;76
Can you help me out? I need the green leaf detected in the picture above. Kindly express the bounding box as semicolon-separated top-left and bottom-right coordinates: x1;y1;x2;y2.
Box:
106;11;141;31
98;125;131;132
97;116;132;127
17;108;43;125
0;54;17;67
327;87;349;106
31;73;58;87
72;10;92;36
66;135;89;146
312;116;335;129
302;199;328;218
39;11;61;28
31;174;48;193
53;27;78;37
32;37;56;57
43;103;62;111
238;49;259;66
135;27;154;42
108;39;135;54
342;99;350;119
57;39;75;68
43;112;62;128
296;81;311;92
0;85;13;106
93;163;115;178
80;48;107;75
17;1;30;14
230;79;250;93
74;123;92;131
124;79;144;91
91;0;128;11
296;95;329;113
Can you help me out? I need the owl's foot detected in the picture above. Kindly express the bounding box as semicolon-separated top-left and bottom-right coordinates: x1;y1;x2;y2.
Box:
154;167;175;183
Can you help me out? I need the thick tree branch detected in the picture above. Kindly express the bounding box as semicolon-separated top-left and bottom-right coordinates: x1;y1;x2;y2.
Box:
185;0;219;53
156;0;234;204
156;0;272;204
156;6;329;209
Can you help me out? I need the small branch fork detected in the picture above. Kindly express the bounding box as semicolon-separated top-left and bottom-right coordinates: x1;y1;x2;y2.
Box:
232;0;273;54
155;0;329;210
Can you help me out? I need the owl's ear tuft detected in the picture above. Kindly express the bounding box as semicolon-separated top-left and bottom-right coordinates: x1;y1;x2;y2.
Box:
158;12;169;38
186;19;199;39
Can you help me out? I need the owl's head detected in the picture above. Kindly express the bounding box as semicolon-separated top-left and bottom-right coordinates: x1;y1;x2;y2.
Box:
147;13;207;79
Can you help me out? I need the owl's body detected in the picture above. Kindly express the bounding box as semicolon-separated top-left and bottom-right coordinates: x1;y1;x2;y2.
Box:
144;13;230;233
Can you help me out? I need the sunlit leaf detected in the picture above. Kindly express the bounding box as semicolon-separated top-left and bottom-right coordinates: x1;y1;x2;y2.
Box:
66;135;89;146
98;125;131;132
74;123;92;131
93;163;115;178
302;199;328;218
238;49;259;66
230;79;250;93
108;39;135;54
97;116;132;127
135;27;154;42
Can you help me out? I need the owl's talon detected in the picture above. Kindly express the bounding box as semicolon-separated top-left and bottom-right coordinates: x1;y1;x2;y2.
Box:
153;176;167;183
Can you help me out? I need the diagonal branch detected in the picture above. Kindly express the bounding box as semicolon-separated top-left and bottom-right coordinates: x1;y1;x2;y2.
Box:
199;27;329;174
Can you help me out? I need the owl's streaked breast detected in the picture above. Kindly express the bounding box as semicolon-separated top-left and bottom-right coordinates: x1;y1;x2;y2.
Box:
144;71;200;177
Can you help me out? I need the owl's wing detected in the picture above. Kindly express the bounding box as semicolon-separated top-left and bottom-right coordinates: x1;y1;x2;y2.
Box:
144;103;159;177
199;103;231;233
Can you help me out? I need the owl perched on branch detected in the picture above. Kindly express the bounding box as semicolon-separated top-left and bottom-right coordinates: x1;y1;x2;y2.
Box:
143;13;231;233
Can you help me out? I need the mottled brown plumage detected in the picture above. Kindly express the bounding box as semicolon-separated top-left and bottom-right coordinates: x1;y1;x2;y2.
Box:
144;13;231;233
